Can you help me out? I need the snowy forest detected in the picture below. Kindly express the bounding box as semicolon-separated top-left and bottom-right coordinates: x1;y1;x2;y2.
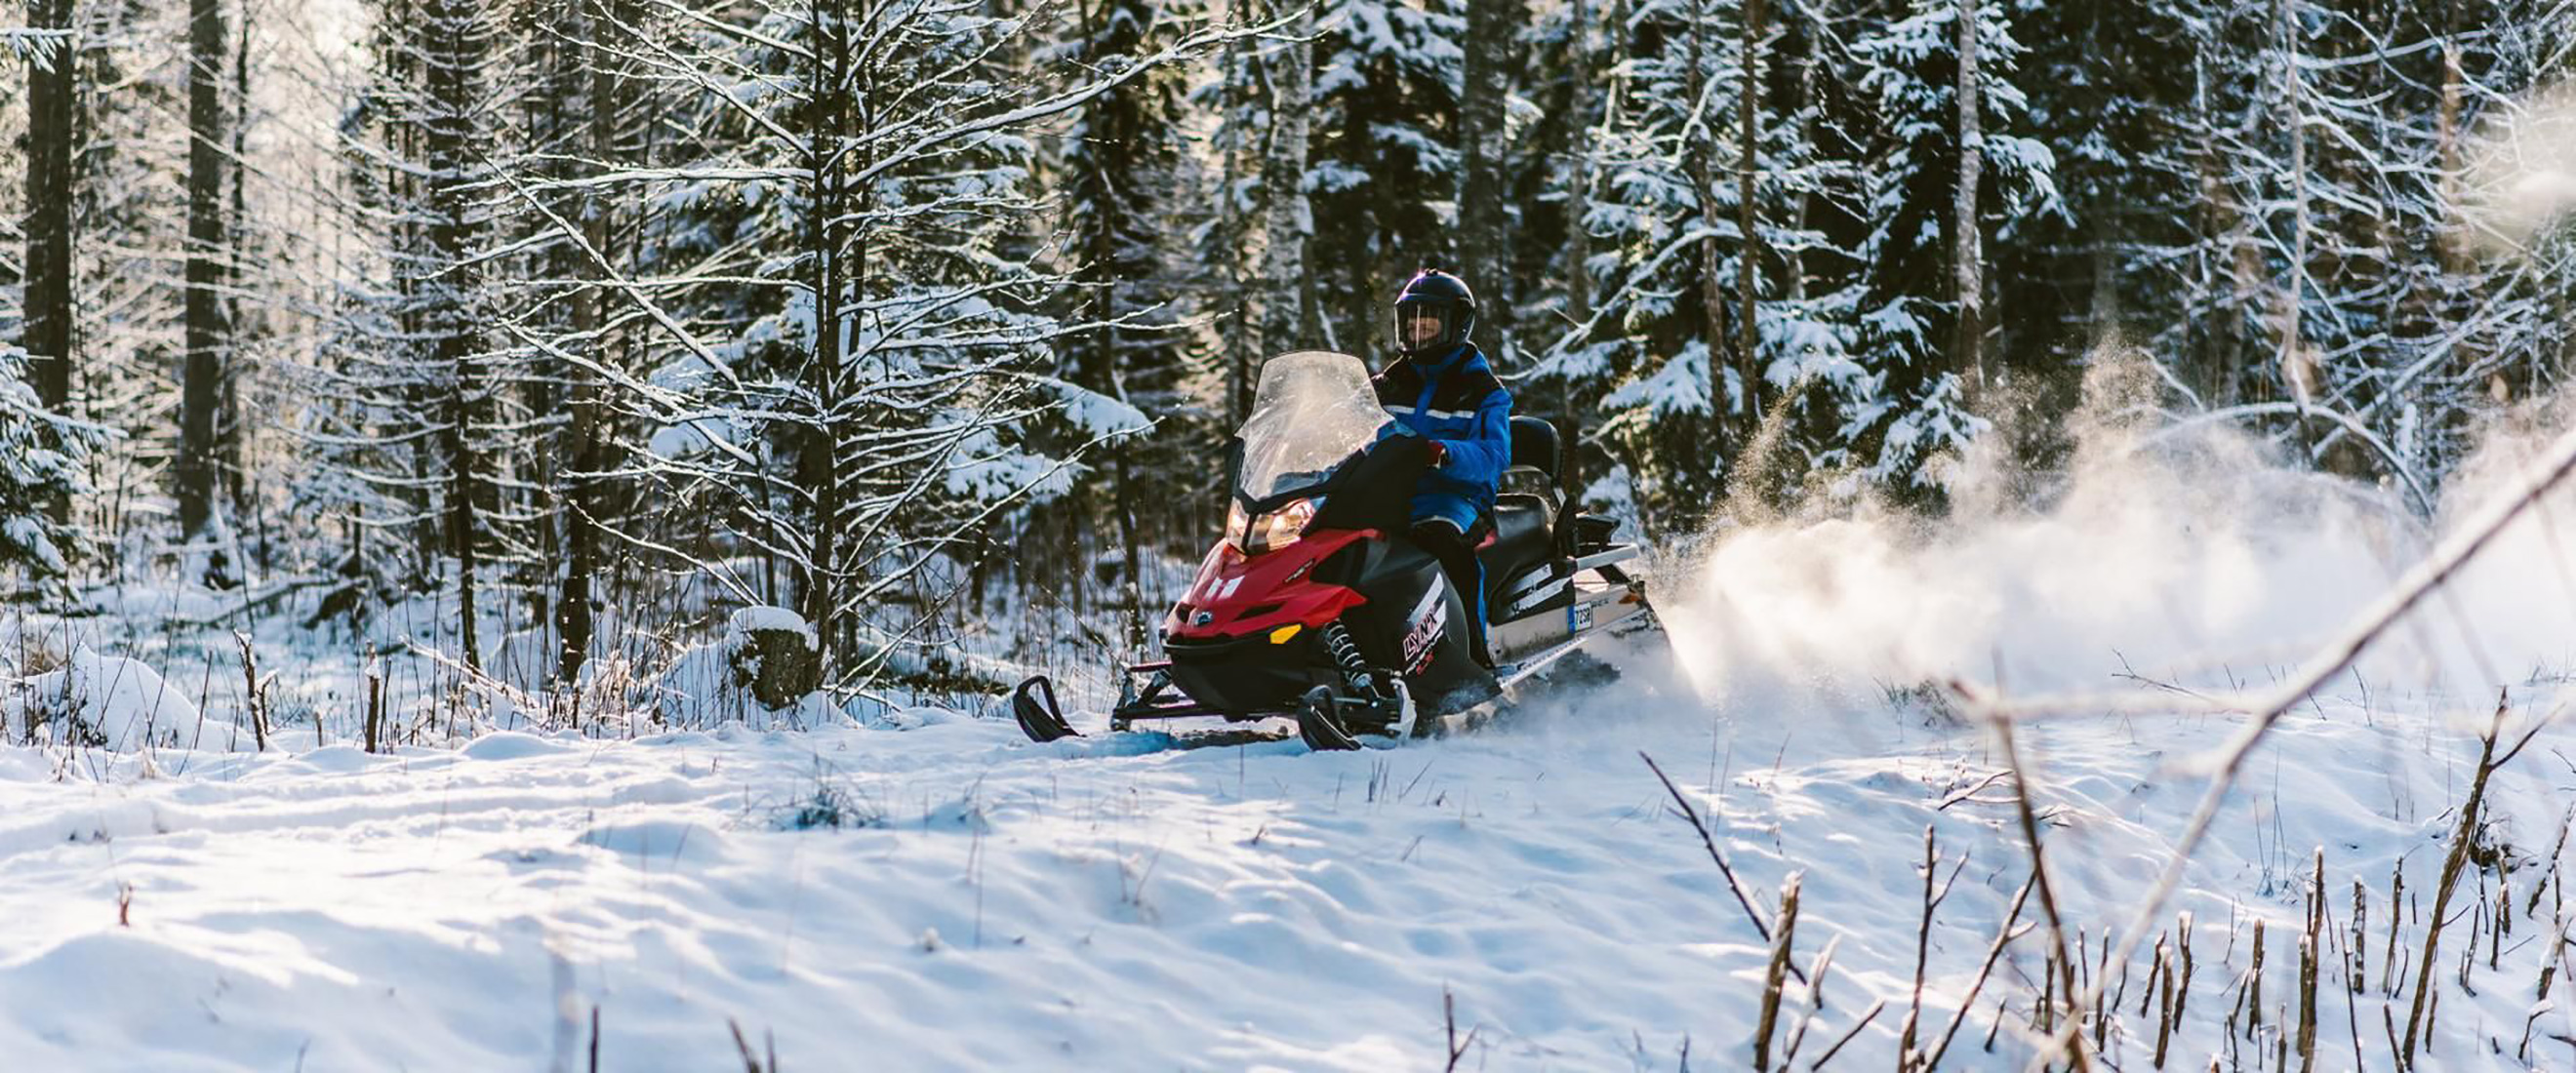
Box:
6;0;2576;1069
1;0;2569;695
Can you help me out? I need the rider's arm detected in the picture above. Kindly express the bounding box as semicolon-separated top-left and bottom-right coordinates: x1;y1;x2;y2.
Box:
1430;387;1512;487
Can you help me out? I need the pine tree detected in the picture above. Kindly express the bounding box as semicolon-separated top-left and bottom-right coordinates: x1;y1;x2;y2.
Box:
0;340;89;579
302;0;521;671
1843;0;2058;488
1531;0;1858;525
1303;0;1462;361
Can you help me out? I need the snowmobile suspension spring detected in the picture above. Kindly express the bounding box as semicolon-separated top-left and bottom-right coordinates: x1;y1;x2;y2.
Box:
1322;621;1374;693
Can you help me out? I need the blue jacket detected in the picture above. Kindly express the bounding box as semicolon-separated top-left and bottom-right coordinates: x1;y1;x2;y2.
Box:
1373;343;1512;531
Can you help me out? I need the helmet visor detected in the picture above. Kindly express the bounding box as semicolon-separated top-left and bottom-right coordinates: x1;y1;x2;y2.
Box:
1395;301;1454;353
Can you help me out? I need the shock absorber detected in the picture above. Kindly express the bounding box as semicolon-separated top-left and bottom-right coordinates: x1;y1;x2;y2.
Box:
1320;620;1377;696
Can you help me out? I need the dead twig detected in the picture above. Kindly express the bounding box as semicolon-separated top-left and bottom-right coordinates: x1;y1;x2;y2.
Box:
1925;877;2035;1071
1995;720;2092;1072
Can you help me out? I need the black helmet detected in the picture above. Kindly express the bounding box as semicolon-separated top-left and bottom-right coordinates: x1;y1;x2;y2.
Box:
1392;269;1476;358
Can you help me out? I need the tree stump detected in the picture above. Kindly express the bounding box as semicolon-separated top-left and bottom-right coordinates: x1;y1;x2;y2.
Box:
727;607;819;710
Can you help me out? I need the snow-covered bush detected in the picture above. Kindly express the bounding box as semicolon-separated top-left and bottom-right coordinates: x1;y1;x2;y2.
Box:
4;646;240;752
648;607;832;731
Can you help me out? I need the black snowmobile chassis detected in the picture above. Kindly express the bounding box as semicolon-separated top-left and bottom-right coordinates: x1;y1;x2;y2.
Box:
1010;574;1655;752
1013;621;1418;751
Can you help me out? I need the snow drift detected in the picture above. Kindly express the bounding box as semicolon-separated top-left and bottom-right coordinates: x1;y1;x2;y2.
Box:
4;646;240;753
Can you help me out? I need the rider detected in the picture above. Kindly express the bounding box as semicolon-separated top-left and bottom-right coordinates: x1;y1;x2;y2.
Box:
1373;268;1511;663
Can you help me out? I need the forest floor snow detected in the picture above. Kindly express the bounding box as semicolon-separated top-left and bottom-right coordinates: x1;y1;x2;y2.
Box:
3;650;2573;1070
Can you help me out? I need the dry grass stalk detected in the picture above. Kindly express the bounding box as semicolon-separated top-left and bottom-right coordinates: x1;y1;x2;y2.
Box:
2246;919;2267;1038
2491;880;2509;972
1776;935;1840;1069
1443;985;1478;1072
2401;690;2543;1061
2541;887;2562;1004
1810;998;1884;1071
364;668;383;753
1924;876;2033;1072
1995;720;2092;1072
2351;880;2368;995
1642;752;1791;965
2154;942;2176;1068
2298;849;2321;1071
2530;809;2572;917
2295;932;2317;1072
2383;862;2405;996
2174;912;2195;1020
1751;873;1801;1071
1901;825;1967;1067
233;630;268;750
725;1017;772;1073
2142;932;2167;1017
2330;916;2362;1070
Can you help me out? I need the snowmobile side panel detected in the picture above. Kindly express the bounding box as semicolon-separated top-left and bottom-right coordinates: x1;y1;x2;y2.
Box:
1337;536;1495;713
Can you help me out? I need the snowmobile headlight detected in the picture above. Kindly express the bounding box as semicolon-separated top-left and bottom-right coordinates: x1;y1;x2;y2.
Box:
1225;501;1251;550
1240;497;1319;555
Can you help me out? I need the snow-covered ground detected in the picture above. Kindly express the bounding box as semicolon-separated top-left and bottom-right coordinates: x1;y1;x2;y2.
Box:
5;648;2573;1071
7;421;2576;1070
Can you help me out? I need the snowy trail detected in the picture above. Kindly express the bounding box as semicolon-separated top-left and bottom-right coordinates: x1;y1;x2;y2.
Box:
7;645;2575;1070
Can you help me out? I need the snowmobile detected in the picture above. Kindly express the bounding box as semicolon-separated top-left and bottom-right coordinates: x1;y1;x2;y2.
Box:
1011;350;1656;751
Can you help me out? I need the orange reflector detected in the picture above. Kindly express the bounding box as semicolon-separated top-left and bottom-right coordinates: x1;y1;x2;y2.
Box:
1268;623;1303;645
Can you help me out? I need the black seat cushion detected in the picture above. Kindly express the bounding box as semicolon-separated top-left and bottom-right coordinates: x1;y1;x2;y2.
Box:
1479;494;1554;614
1509;417;1558;478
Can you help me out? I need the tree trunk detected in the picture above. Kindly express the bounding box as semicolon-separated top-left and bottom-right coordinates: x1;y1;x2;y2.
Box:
1685;0;1730;460
1260;8;1313;356
1561;0;1596;496
2190;45;2232;405
2434;0;2464;276
557;0;627;691
223;0;252;519
798;0;855;670
423;0;490;672
1791;3;1822;306
1736;0;1764;421
1218;11;1256;429
181;0;228;541
1952;0;1985;403
2276;0;2312;410
1458;0;1509;348
24;0;77;529
1565;0;1595;329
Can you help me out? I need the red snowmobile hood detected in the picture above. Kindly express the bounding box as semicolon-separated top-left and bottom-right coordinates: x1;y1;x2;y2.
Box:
1164;528;1377;642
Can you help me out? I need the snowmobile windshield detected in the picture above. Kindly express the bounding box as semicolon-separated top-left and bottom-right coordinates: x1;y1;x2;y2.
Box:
1236;351;1395;503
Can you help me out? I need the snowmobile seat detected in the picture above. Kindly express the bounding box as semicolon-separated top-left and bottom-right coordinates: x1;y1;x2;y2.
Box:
1480;494;1554;607
1508;417;1559;479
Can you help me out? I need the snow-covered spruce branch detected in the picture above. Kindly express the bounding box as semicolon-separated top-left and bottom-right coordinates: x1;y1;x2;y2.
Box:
0;26;75;68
